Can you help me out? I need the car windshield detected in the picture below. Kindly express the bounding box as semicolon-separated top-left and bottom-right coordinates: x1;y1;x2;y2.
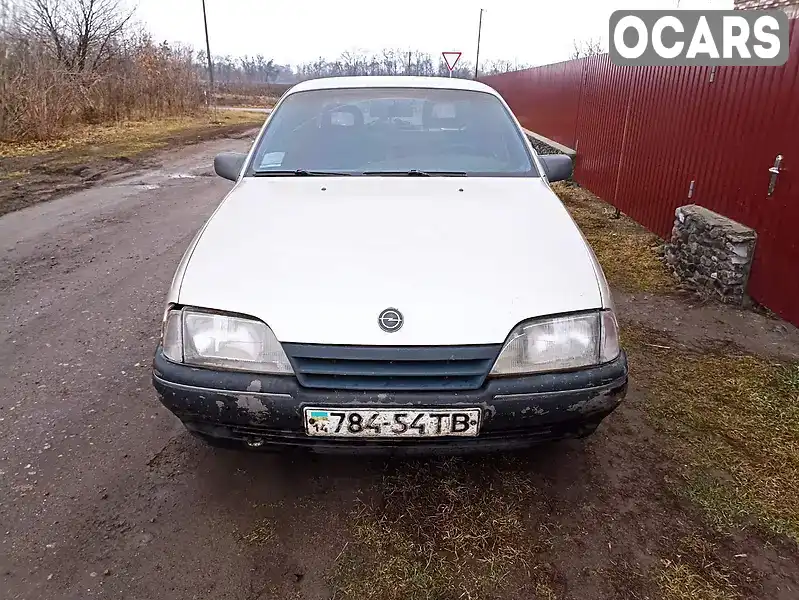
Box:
247;87;537;177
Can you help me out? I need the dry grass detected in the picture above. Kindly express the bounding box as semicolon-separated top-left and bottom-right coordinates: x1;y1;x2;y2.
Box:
331;456;556;600
658;561;736;600
624;324;799;542
214;92;279;108
0;108;264;217
0;110;262;160
553;182;676;294
1;30;203;142
0;169;29;180
657;534;740;600
242;518;276;547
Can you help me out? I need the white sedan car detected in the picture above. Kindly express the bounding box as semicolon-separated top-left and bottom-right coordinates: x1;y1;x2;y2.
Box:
152;76;627;453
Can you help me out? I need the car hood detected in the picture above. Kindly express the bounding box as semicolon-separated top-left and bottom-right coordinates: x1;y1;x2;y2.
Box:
178;176;602;345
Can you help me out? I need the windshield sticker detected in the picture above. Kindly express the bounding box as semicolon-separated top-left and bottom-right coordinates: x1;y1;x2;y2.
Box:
259;152;285;168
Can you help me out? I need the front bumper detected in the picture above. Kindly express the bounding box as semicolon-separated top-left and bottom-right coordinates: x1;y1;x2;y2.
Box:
151;348;628;454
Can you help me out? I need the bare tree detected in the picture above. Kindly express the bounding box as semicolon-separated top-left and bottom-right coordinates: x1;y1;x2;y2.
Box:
479;59;525;76
1;0;12;30
295;48;478;80
2;0;204;141
381;48;397;75
570;37;605;60
19;0;135;72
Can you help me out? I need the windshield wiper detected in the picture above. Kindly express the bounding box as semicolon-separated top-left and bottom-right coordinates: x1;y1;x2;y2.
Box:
252;169;352;176
362;169;467;177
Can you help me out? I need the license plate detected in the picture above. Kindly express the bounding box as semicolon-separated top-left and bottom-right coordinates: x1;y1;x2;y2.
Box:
303;408;481;438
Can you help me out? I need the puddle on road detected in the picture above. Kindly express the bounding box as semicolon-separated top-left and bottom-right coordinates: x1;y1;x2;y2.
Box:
111;169;212;190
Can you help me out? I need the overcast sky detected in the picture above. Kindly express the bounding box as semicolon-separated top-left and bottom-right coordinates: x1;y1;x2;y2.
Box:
136;0;735;67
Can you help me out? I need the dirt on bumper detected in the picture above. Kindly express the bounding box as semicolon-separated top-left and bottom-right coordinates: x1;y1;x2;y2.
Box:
152;349;628;453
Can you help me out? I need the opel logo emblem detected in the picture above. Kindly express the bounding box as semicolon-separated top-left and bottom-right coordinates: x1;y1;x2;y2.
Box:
378;308;403;333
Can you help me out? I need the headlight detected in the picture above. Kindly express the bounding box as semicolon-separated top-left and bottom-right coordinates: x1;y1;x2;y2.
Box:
490;310;620;376
161;307;293;374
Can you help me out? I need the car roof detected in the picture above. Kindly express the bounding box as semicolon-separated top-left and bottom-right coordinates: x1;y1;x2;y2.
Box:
286;76;501;96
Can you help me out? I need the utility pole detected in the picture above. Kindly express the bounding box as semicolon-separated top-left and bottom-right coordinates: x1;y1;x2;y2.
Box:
202;0;214;103
408;51;412;75
474;8;484;80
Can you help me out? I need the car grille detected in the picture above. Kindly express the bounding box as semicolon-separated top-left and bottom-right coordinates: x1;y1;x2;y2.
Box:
281;344;502;391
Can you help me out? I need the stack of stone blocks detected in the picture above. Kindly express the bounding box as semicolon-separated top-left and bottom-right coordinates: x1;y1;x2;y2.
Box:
664;204;757;305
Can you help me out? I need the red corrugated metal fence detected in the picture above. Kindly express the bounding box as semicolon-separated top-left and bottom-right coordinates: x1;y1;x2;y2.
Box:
482;20;799;326
486;59;586;149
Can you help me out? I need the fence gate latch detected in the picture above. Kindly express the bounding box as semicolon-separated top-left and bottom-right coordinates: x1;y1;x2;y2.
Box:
768;155;783;196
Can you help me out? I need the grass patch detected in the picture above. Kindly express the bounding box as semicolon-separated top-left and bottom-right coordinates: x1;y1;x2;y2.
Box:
623;324;799;542
331;456;556;600
0;110;263;160
0;170;30;181
553;182;675;294
658;561;736;600
657;534;740;600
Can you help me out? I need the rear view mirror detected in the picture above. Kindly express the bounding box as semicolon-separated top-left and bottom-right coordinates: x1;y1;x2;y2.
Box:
214;152;247;181
539;154;573;183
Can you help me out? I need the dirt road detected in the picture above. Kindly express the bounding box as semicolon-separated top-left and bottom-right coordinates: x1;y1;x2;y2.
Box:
0;133;340;599
2;134;798;600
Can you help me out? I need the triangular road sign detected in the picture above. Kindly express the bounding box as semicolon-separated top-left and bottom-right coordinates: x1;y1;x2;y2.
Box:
442;52;462;71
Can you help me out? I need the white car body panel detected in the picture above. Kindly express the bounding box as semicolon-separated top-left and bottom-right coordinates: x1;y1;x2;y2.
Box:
177;176;603;346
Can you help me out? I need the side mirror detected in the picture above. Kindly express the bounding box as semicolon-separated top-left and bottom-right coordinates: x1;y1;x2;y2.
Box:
214;152;247;181
539;154;573;183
